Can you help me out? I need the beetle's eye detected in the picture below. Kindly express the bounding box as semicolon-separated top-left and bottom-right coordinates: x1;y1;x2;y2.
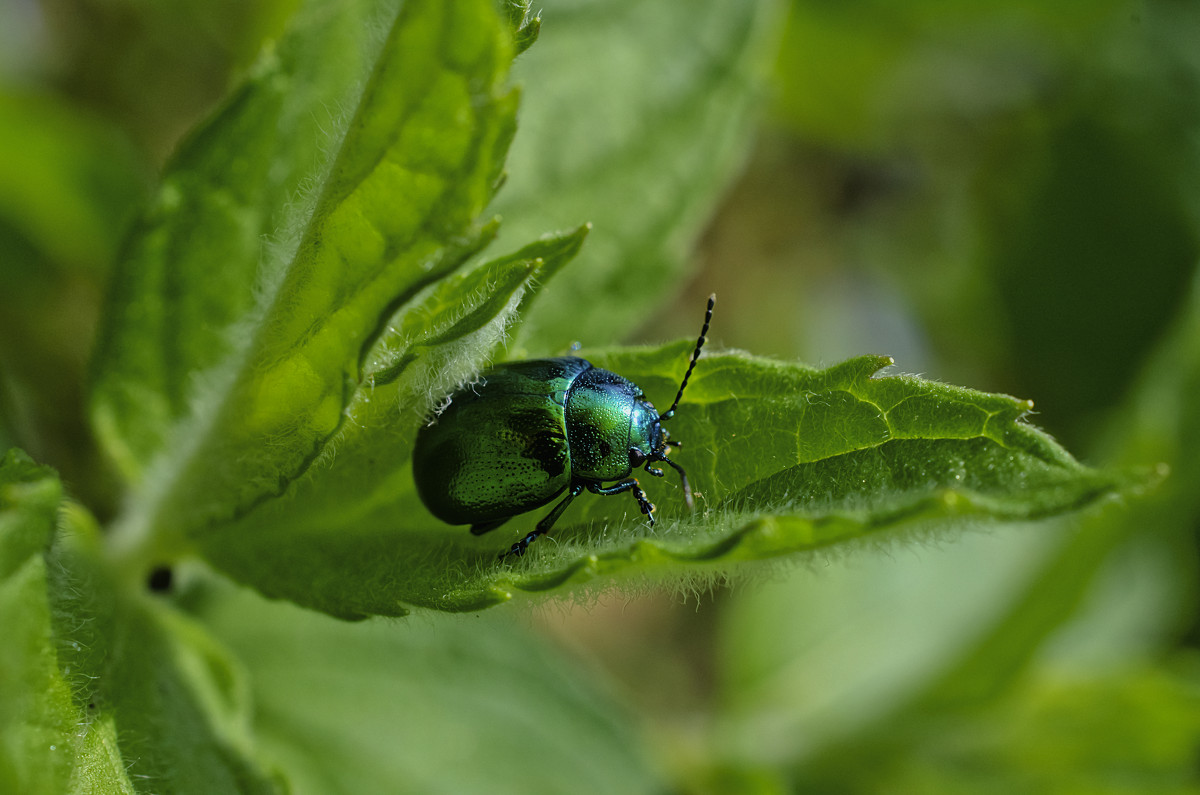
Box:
628;448;646;467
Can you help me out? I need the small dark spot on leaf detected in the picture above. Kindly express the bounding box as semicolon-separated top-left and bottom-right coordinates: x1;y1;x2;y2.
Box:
147;567;173;592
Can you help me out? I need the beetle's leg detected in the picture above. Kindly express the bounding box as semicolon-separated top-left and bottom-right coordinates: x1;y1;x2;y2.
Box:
587;479;656;526
500;483;585;560
645;466;665;478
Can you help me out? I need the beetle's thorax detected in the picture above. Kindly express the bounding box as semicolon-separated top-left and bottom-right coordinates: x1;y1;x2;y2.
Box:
564;365;648;482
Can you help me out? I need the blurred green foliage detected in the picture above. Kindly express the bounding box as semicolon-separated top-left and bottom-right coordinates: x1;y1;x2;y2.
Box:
1;0;1198;792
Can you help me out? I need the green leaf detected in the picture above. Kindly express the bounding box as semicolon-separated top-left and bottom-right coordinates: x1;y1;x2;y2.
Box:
0;450;75;794
99;0;524;564
0;449;282;793
191;576;663;794
493;0;782;352
0;450;61;579
197;344;1139;618
89;0;397;482
560;347;1140;534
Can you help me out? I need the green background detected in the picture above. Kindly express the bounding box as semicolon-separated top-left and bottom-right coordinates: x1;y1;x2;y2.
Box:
2;0;1198;792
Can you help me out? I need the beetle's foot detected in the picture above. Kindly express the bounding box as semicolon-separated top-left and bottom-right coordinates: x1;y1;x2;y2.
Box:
498;531;542;561
630;483;656;525
497;543;524;561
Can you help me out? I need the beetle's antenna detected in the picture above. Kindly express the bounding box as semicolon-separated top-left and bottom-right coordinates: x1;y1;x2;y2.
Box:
661;294;715;421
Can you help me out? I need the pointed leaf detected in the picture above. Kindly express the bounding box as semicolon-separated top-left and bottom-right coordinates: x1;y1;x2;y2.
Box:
192;345;1141;617
101;0;521;566
90;0;396;481
443;349;1146;605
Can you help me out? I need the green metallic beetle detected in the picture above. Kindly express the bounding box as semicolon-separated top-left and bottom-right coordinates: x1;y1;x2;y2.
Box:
413;295;715;559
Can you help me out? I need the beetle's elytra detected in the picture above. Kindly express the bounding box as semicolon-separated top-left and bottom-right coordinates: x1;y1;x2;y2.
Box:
413;294;715;559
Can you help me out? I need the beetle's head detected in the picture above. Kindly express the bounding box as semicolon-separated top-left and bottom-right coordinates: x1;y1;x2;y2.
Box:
628;407;695;511
627;398;664;464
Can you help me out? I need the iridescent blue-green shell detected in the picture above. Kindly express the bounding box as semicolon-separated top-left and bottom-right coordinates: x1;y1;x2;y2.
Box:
412;357;656;526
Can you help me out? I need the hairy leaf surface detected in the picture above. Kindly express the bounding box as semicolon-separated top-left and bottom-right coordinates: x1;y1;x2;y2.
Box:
191;347;1140;617
0;450;278;793
98;0;526;568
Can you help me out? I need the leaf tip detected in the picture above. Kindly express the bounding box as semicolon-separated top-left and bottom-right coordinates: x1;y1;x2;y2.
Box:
857;354;897;379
